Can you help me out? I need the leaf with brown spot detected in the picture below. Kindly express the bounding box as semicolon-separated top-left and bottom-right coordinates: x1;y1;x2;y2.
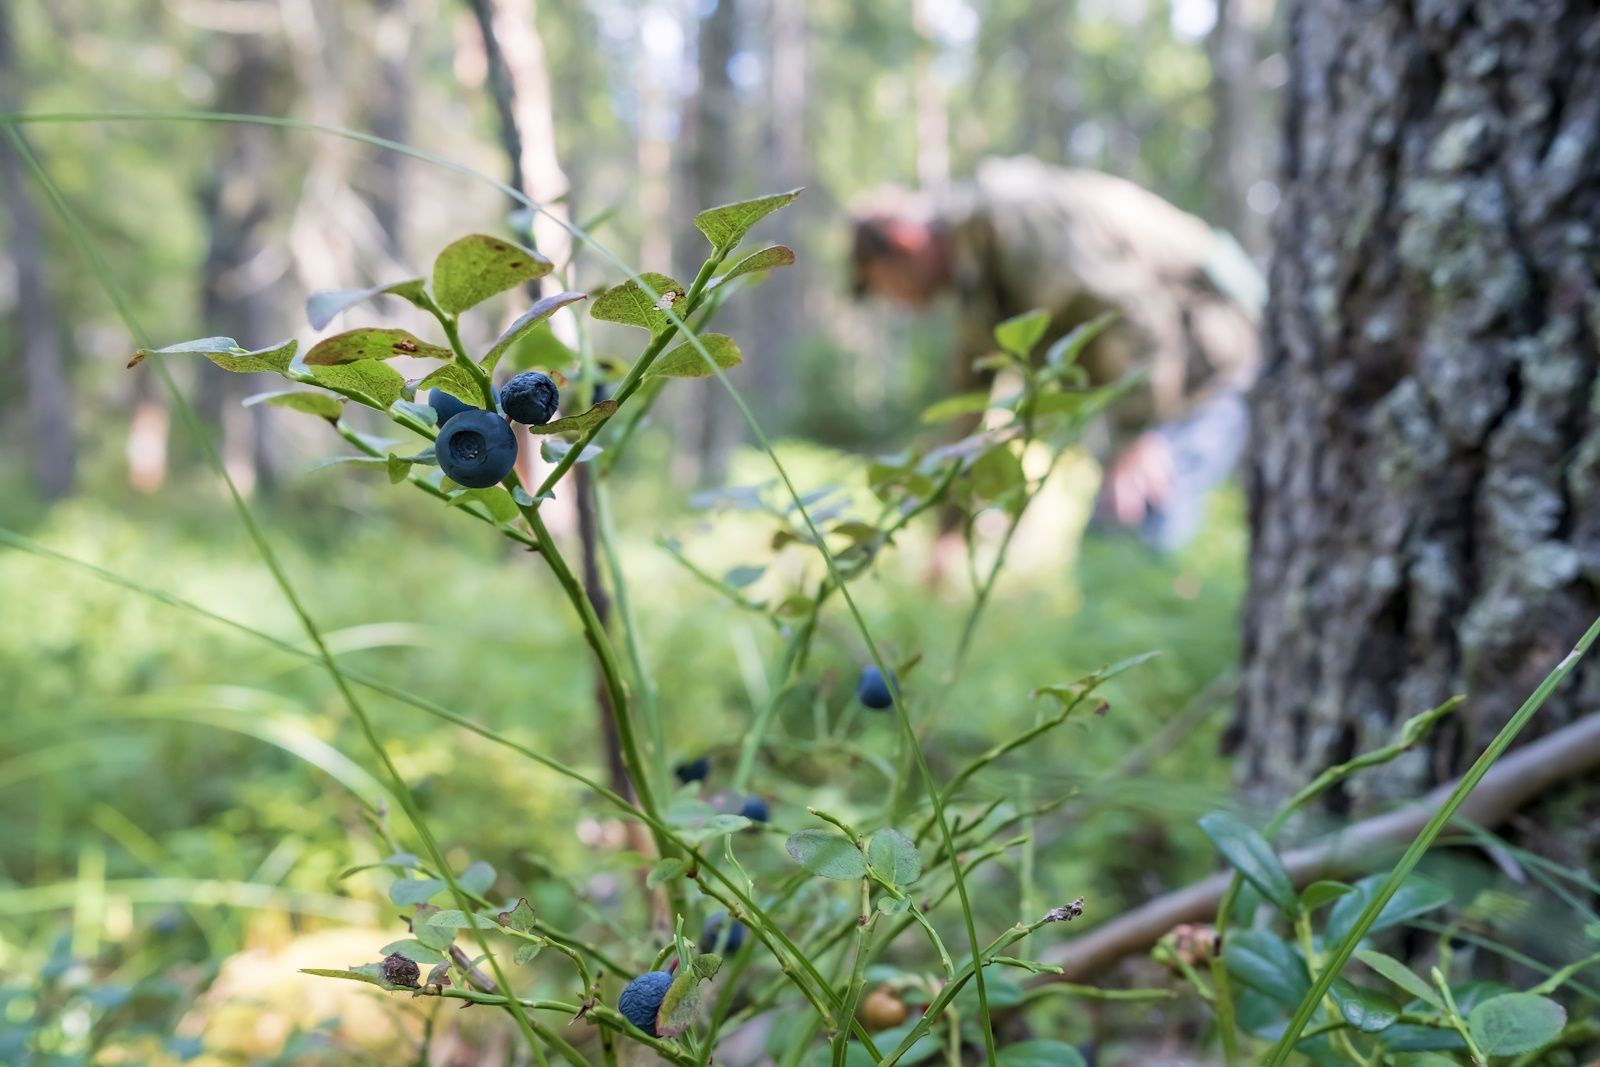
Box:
432;233;553;315
304;328;452;366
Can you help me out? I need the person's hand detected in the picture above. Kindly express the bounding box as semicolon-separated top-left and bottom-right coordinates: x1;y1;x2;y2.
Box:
1102;431;1175;527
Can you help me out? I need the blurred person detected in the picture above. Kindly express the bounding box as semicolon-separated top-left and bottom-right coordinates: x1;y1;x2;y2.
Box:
851;155;1263;555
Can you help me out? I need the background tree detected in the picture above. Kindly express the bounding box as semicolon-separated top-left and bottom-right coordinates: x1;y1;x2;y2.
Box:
1230;0;1600;821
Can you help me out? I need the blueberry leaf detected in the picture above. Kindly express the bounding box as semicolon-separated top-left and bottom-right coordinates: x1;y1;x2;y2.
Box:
1467;992;1566;1055
304;359;407;409
1198;812;1297;915
656;967;704;1038
1043;311;1117;369
786;829;868;880
710;244;795;290
994;309;1050;358
458;861;496;896
389;878;446;906
482;291;588;372
129;336;297;373
524;399;617;436
306;279;428;330
591;273;686;333
647;858;688;888
303;328;452;366
866;829;922;887
417;362;487;406
380;938;447;966
496;897;536;934
514;941;542;965
693;189;801;251
243;390;344;421
432;234;553;314
647;334;743;379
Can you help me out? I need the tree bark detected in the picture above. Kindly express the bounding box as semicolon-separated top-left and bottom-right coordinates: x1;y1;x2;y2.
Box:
0;5;76;500
1230;0;1600;816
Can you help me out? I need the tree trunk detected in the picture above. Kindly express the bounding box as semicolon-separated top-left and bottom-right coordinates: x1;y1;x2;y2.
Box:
1204;0;1270;253
0;4;77;500
1229;0;1600;817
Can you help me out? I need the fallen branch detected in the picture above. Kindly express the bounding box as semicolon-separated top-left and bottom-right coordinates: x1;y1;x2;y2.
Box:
1041;710;1600;982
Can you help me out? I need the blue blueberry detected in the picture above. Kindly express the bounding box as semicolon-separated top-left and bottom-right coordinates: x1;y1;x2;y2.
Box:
502;371;560;426
740;795;770;824
674;756;711;784
701;911;745;954
857;665;898;710
618;970;673;1036
428;387;492;426
437;410;518;488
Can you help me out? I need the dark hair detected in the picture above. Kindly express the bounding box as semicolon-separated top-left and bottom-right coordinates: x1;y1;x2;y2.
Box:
849;216;898;299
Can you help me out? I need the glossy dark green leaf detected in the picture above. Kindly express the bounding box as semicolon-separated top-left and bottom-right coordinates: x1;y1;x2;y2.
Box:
1222;930;1308;1005
1331;978;1400;1032
1355;949;1442;1010
1198;812;1297;914
1325;874;1452;945
1300;880;1354;911
432;234;553;314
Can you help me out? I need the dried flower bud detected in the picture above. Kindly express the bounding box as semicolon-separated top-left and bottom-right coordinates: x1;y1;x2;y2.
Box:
1044;897;1086;923
382;952;421;988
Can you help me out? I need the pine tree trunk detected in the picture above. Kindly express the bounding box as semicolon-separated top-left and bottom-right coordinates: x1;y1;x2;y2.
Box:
1229;0;1600;817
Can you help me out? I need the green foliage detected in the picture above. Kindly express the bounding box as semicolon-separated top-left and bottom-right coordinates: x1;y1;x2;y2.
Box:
129;336;297;373
306;280;429;330
648;334;743;378
1466;992;1566;1055
431;234;553;314
304;327;452;365
693;190;802;251
785;829;868;880
591;272;687;332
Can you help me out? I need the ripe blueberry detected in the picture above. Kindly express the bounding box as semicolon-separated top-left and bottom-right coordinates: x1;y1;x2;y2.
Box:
674;756;711;784
701;911;745;954
618;970;673;1036
428;386;493;426
437;409;518;488
857;665;898;710
740;795;770;824
502;371;560;426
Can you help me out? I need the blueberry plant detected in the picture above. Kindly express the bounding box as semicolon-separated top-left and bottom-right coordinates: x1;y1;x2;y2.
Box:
127;188;1150;1066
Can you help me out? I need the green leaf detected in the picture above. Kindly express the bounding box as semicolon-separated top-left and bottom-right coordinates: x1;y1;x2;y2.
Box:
416;361;490;407
525;399;617;436
424;909;476;930
496;898;536;934
994;309;1050;358
866;829;922;887
1325;875;1452;945
693;189;801;250
969;444;1025;505
458;861;495;895
304;328;451;366
432;234;553;314
481;291;588;372
920;391;992;424
591;272;686;332
1330;978;1400;1032
308;454;390;474
1198;812;1297;914
413;915;456;952
877;895;910;915
242;390;344;420
305;360;407;409
691;953;722;980
514;941;542;965
386;454;409;484
306;279;428;330
656;967;703;1038
389;877;446;906
723;564;765;588
1301;880;1354;911
539;439;601;465
380;939;447;966
1222;930;1309;1006
129;336;296;374
1355;949;1442;1010
1466;992;1566;1055
711;244;796;289
785;829;868;880
647;858;688;888
300;967;391;989
995;1039;1088;1067
647;334;743;379
391;398;438;427
1043;311;1117;368
447;488;520;524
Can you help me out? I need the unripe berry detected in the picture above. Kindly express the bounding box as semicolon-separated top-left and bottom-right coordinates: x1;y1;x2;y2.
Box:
618;970;673;1036
437;409;518;488
857;665;898;710
701;911;745;954
502;371;560;426
859;987;908;1030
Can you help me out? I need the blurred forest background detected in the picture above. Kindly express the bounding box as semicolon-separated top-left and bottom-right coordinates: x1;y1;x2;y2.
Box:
29;0;1586;1063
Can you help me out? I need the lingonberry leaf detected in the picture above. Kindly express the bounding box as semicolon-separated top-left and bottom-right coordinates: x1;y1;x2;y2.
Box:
1197;812;1297;915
